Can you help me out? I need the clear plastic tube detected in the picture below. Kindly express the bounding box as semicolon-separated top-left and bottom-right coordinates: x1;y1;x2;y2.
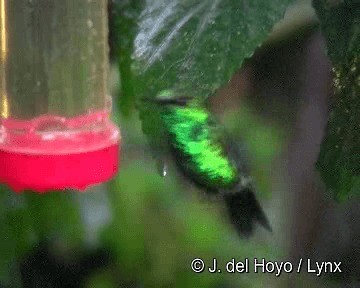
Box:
0;0;120;192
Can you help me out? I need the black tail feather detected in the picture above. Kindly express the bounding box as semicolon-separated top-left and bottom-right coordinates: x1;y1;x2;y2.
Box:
224;189;272;237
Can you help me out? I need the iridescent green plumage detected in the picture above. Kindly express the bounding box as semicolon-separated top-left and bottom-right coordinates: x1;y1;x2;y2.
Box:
161;104;239;191
155;95;271;237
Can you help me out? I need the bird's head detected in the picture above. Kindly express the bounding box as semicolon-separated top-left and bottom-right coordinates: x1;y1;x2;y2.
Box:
153;90;195;107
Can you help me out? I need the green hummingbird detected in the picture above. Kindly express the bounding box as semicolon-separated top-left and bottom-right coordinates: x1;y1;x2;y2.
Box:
153;93;272;237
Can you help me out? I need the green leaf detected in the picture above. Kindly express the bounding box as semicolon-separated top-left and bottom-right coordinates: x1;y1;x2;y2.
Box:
110;0;144;116
313;0;360;200
312;0;359;65
316;58;360;201
122;0;293;98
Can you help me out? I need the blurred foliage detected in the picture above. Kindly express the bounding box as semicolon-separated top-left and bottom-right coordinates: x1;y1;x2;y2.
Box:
314;0;360;201
0;187;84;286
224;105;285;197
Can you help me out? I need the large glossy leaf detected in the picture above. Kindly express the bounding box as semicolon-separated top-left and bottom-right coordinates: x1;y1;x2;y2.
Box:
314;0;360;201
130;0;293;98
114;0;293;99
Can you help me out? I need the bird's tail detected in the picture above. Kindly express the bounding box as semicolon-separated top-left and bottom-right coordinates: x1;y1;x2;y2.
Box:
224;188;272;237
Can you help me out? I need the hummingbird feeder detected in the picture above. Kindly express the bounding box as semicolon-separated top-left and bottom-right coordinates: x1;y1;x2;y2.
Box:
0;0;120;192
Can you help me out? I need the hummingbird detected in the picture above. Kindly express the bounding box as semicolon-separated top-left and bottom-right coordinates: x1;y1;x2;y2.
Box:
153;93;272;237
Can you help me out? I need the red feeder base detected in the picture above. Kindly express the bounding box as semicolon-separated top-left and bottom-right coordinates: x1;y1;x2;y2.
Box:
0;144;119;192
0;112;120;193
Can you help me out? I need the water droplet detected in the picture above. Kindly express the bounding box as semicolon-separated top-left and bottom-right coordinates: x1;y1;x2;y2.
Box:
157;161;168;177
87;19;93;29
